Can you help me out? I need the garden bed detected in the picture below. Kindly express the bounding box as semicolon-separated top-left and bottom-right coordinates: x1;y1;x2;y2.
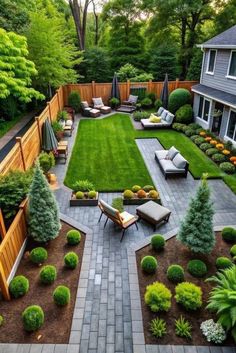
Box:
123;197;161;205
70;191;99;206
136;231;235;346
0;221;85;343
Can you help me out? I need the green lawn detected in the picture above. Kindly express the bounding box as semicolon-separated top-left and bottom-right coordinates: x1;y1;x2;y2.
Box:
64;114;236;193
0;116;23;139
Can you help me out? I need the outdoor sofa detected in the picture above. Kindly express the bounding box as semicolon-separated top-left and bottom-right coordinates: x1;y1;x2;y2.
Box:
141;107;174;129
155;146;189;178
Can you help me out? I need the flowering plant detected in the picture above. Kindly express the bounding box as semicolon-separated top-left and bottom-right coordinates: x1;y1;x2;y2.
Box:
200;319;226;344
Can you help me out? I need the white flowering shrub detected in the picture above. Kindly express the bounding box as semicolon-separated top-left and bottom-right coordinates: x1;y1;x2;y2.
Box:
200;319;226;344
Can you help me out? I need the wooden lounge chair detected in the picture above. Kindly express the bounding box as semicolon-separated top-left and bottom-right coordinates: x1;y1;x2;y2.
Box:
98;199;138;242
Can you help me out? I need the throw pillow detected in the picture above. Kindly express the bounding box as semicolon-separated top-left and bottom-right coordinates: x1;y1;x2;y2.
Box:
165;112;174;124
149;114;161;123
92;97;103;108
172;154;187;169
166;146;179;160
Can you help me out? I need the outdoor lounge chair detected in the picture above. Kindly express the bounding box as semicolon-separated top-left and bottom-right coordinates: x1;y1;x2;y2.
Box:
122;94;138;106
92;97;111;114
98;199;138;242
81;101;101;117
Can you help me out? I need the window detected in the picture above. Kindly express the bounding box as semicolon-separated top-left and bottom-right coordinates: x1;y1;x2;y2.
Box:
227;51;236;78
207;49;216;74
226;110;236;141
198;96;211;122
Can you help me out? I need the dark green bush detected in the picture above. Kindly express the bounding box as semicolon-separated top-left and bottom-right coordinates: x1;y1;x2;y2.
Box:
182;125;190;133
40;265;57;284
67;230;81;245
188;123;201;130
194;137;206;145
168;89;191;113
68;91;81;113
230;245;236;257
133;111;150;121
141;256;158;274
111;197;124;213
185;128;196;137
154;99;162;110
22;305;44;331
38;152;55;174
167;265;184;283
109;97;120;108
206;148;218;156
53;285;70;306
200;143;212;152
175;104;193;124
64;252;79;269
143;185;155;192
146;92;156;103
220;162;235;174
73;180;95;192
141;97;152;108
222;227;236;243
211;153;226;163
187;260;207;278
215;256;232;269
30;247;48;264
175;282;202;310
151;234;165;251
9;275;29;298
190;135;200;142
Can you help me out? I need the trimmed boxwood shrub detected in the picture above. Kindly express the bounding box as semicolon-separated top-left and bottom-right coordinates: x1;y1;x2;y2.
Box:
172;123;186;132
194;137;206;146
168;89;191;114
219;162;235;174
189;123;201;130
230;245;236;257
132;185;141;193
22;305;44;331
206;148;218;156
88;190;97;199
64;252;79;269
215;256;233;269
187;260;207;278
175;282;202;310
30;247;48;265
211;153;226;163
175;104;193;124
144;281;172;312
143;185;155;192
190;135;200;142
222;227;236;243
200;143;212;151
9;275;29;298
67;229;81;245
123;190;134;199
40;265;57;284
185;129;196;137
149;190;159;199
76;191;84;199
53;285;70;306
137;189;147;199
167;265;184;283
141;256;158;274
182;125;190;133
151;234;165;251
133;111;150;121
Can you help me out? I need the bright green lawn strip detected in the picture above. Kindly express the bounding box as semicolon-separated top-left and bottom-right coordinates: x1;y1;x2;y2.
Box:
0;116;23;138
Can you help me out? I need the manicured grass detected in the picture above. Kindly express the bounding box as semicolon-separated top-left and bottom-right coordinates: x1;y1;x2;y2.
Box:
0;116;22;138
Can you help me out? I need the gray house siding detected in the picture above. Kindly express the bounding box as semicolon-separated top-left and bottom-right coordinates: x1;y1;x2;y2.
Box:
201;49;236;95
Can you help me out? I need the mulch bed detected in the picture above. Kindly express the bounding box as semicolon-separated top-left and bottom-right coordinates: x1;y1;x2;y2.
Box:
0;221;85;343
136;232;235;346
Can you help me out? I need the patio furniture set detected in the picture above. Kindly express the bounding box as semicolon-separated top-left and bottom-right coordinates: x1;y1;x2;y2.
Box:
141;106;175;129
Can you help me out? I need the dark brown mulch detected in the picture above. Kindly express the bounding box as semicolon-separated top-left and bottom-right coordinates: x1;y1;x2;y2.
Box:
136;232;235;346
0;221;85;343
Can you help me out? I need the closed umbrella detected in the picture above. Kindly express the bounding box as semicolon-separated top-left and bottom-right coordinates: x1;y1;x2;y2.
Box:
42;118;58;152
111;73;120;100
160;73;169;109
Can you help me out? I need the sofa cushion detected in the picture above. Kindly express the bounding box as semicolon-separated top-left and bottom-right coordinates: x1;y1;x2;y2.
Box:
92;97;104;108
128;95;138;104
165;112;174;124
166;146;179;160
172;153;187;169
81;101;89;109
160;159;185;172
155;150;168;160
66;120;73;126
161;109;168;120
157;107;164;116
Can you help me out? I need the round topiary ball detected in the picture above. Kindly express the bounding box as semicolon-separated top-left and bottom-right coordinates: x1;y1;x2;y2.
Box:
76;191;84;199
64;252;79;269
149;190;159;199
222;227;236;243
220;162;235;174
22;305;44;331
88;190;97;199
40;265;57;284
53;285;70;306
123;190;134;199
132;185;141;193
30;247;48;265
141;256;158;274
175;104;193;124
187;260;207;278
215;256;233;269
67;229;81;245
9;275;29;298
167;265;184;283
151;234;165;251
230;245;236;257
168;88;191;114
137;189;147;199
143;185;155;192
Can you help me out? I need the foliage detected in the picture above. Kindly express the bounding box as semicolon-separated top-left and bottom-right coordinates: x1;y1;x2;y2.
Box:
22;305;44;332
40;265;57;284
149;190;159;199
154;99;162;111
146;92;156;103
9;275;29;298
52;121;64;134
211;153;226;163
53;285;70;306
0;315;3;327
38;152;55;174
148;45;179;81
200;319;226;344
57;110;68;121
76;191;84;199
109;97;120;109
230;245;236;257
68;91;81;113
175;104;193;124
133;111;150;121
175;316;192;339
186;49;203;80
200;143;212;152
151;234;165;251
141;98;152;108
177;174;215;254
0;169;33;220
222;227;236;243
0;0;30;32
28;162;61;243
220;162;235;174
64;251;79;269
168;89;191;114
184;128;196;137
172;123;186;132
143;185;155;192
141;256;158;274
80;47;111;82
144;282;172;312
123;190;134;199
137;189;147;198
150;318;167;338
206;148;218;157
88;190;97;199
215;257;233;269
30;247;48;264
175;282;202;310
167;265;184;283
112;197;124;212
73;179;95;192
194;137;206;145
67;230;81;245
187;259;207;278
117;63;139;82
206;265;236;341
132;185;141;193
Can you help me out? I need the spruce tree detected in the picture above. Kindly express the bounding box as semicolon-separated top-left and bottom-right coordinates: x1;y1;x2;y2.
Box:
177;174;215;254
28;162;61;243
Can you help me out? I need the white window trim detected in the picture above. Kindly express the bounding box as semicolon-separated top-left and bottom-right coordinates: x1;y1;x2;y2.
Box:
225;108;236;142
206;49;217;75
197;96;212;123
226;50;236;79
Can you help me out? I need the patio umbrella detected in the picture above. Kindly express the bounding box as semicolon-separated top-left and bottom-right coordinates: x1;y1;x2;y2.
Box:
160;73;169;109
111;73;120;100
42;118;58;152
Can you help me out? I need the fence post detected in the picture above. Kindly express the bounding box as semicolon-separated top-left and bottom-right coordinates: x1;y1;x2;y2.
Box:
148;79;152;92
92;81;96;98
16;137;26;171
0;262;10;300
47;102;52;123
126;80;130;98
56;89;61;111
175;78;179;89
0;209;6;240
35;117;42;146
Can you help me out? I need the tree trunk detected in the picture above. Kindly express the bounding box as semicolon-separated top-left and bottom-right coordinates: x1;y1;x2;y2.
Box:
179;17;188;80
69;0;87;50
93;1;99;45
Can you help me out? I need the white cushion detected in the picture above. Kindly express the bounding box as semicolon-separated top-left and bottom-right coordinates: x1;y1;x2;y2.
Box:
157;107;164;115
155;150;168;160
166;146;179;160
165;112;174;124
128;95;138;103
161;109;168;120
172;154;187;169
160;159;185;172
92;97;104;108
66;120;73;126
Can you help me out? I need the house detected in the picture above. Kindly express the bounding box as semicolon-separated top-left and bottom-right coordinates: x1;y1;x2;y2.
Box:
191;25;236;146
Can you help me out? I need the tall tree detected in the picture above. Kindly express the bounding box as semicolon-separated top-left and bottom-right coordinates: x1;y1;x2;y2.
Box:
214;0;236;33
80;48;111;82
0;0;30;32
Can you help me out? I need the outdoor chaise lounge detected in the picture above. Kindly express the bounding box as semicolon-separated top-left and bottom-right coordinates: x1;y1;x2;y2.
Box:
136;201;171;231
141;107;174;129
81;101;101;117
122;94;138;106
92;97;111;114
98;199;138;242
155;146;189;178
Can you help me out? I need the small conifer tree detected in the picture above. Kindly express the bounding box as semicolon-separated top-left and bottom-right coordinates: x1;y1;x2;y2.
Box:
177;174;215;254
28;162;61;242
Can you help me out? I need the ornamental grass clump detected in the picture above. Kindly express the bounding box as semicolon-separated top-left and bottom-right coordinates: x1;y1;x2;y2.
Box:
145;282;172;312
150;318;167;338
175;316;192;339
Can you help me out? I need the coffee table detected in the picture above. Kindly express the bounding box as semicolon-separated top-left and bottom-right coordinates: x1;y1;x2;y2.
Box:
136;201;171;231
